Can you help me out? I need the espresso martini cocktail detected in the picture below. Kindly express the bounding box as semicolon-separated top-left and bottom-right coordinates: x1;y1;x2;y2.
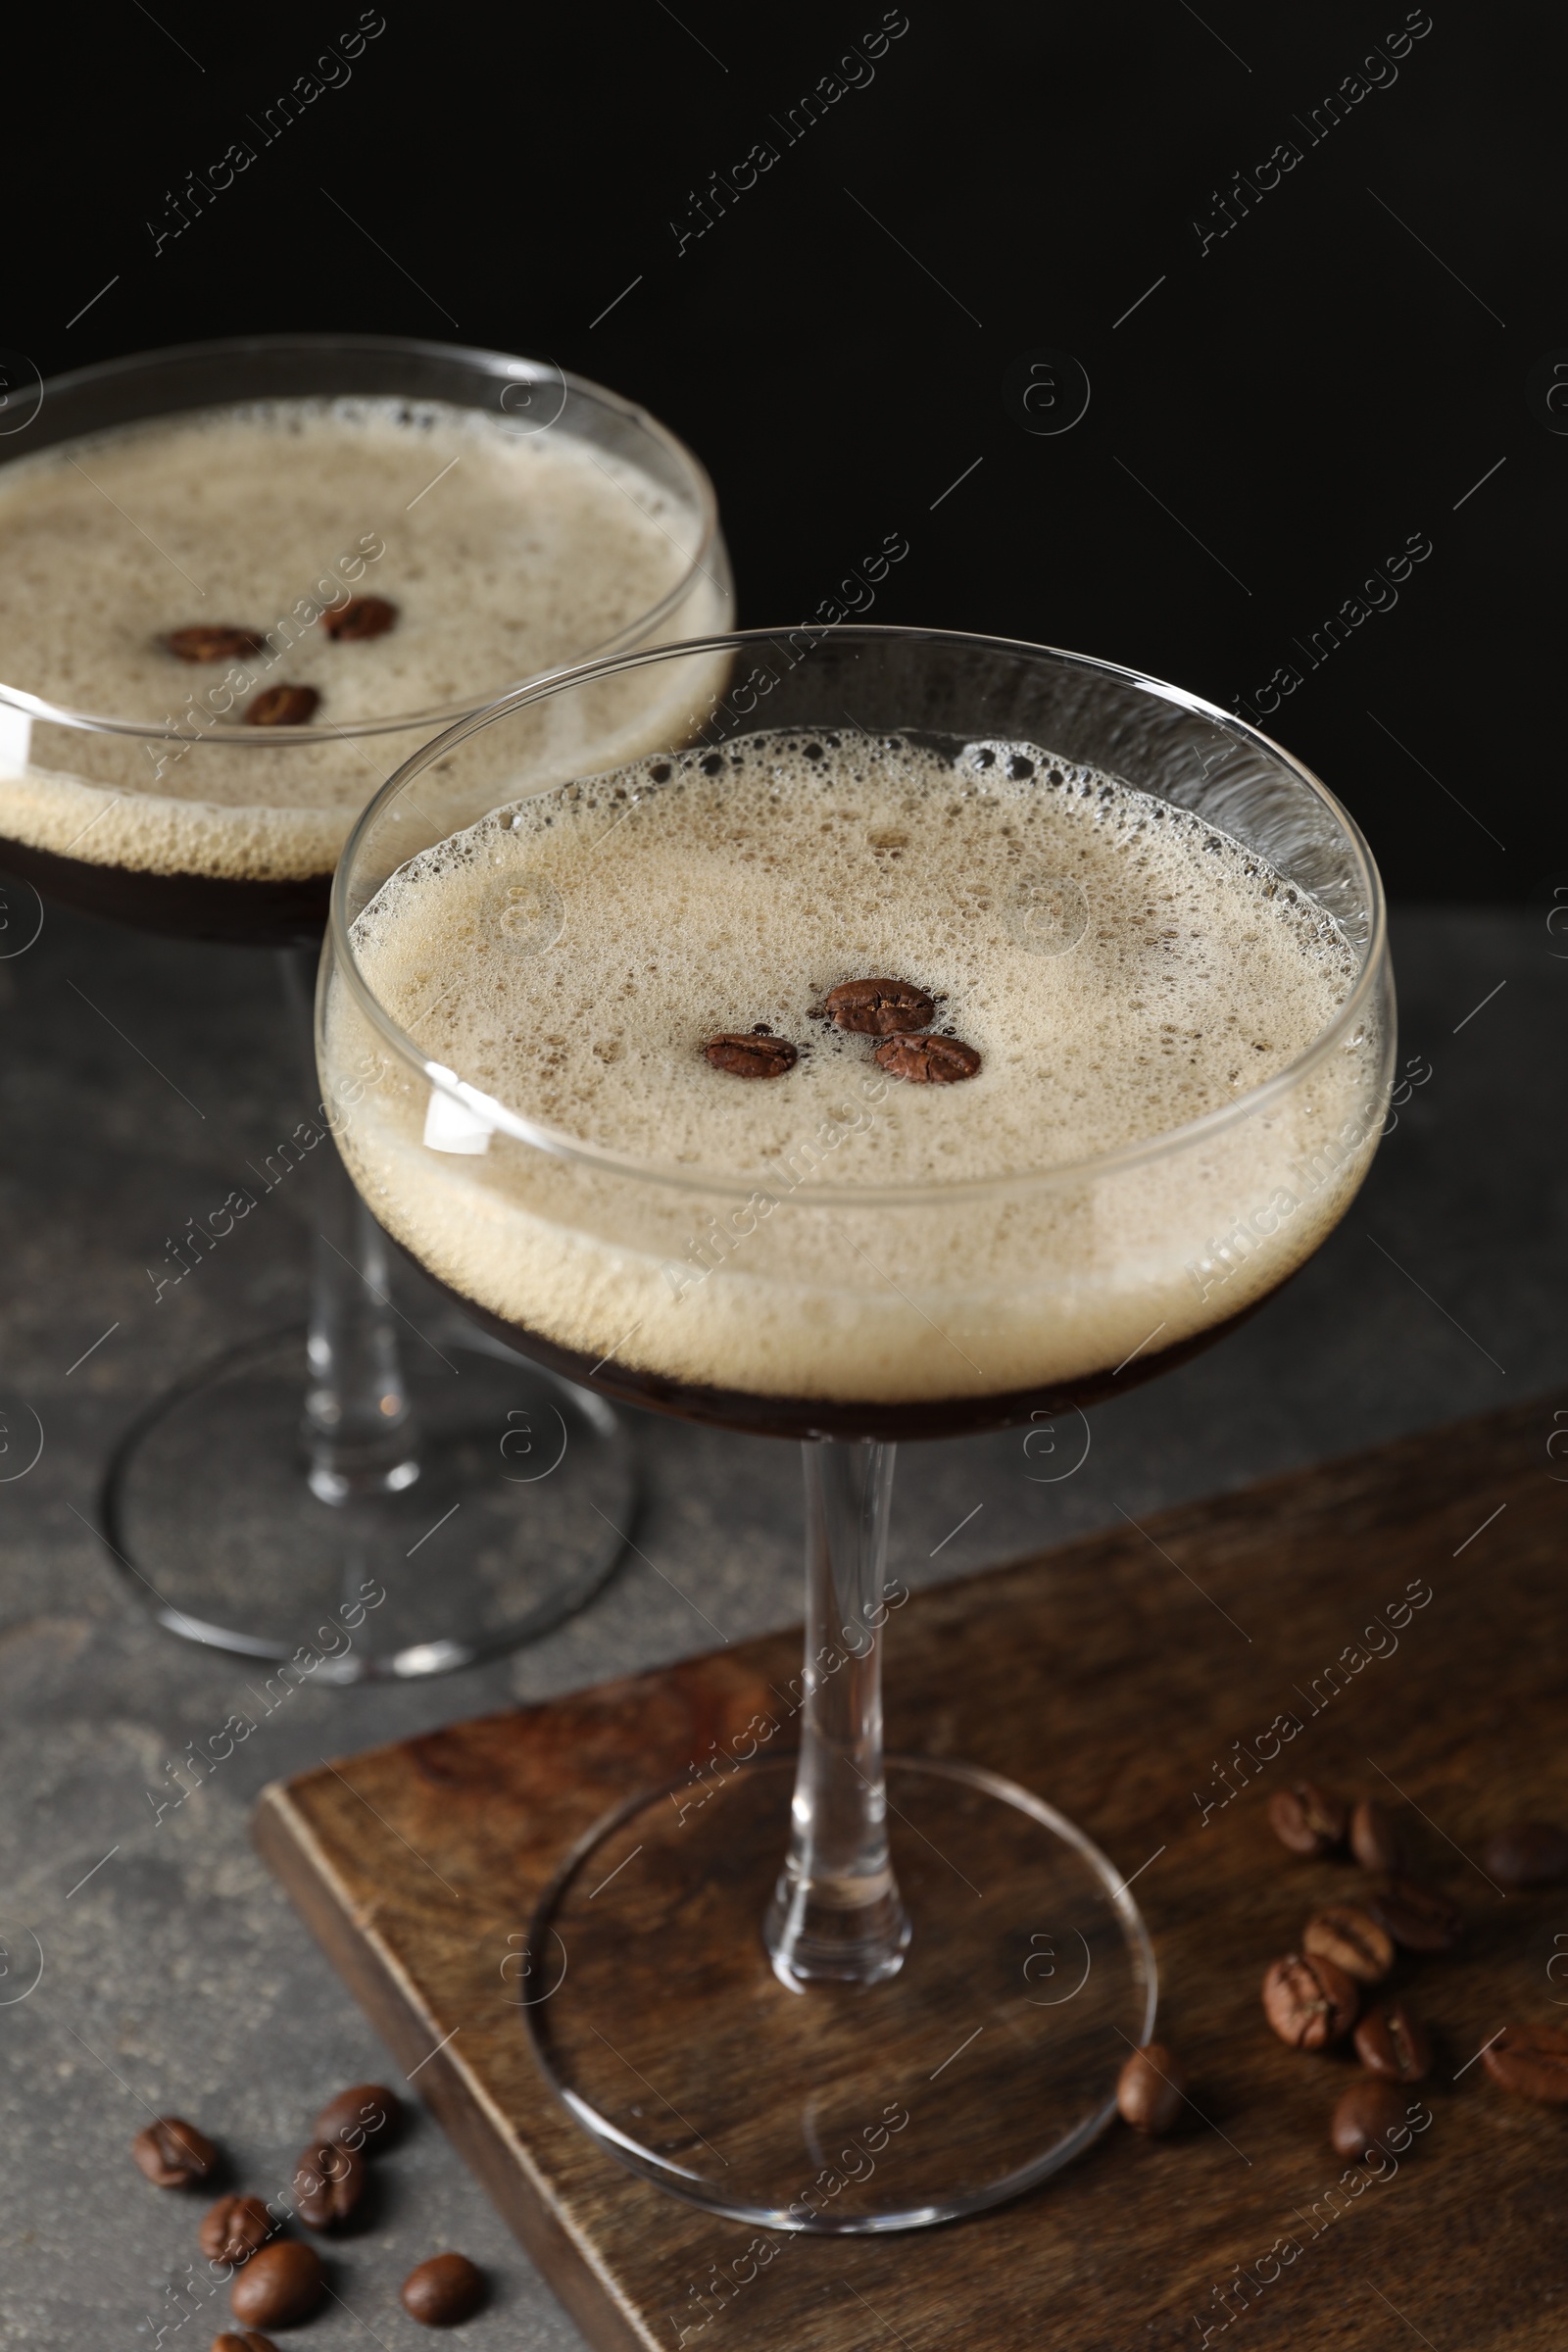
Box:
321;627;1394;2228
326;726;1378;1433
0;336;734;1679
0;365;727;943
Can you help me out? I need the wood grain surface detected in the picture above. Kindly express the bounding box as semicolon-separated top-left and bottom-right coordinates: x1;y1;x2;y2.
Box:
254;1398;1568;2351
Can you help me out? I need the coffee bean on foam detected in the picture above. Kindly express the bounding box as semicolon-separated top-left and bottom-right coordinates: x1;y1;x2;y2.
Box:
825;975;935;1034
704;1031;799;1078
872;1032;982;1084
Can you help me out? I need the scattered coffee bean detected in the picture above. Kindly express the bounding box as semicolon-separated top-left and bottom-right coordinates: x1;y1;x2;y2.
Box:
212;2334;278;2352
1481;2022;1568;2104
1261;1952;1358;2050
1115;2041;1188;2135
312;2081;405;2156
200;2194;277;2266
1267;1781;1348;1858
1481;1820;1568;1888
1349;1798;1407;1873
245;683;320;726
872;1033;981;1084
292;2137;365;2229
824;976;935;1036
131;2117;217;2188
1302;1903;1396;1986
322;595;398;641
164;625;265;662
1331;2077;1417;2163
229;2242;325;2329
401;2252;486;2327
1367;1874;1462;1953
703;1031;798;1079
1354;1998;1432;2083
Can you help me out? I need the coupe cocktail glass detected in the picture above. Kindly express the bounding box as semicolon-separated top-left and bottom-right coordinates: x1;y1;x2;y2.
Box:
0;336;731;1675
320;625;1393;2219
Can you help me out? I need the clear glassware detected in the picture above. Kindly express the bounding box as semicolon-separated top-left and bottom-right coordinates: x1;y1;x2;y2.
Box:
0;335;732;1676
320;624;1394;2220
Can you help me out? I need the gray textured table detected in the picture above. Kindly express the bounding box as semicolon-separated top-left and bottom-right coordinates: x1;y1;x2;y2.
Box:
0;898;1561;2350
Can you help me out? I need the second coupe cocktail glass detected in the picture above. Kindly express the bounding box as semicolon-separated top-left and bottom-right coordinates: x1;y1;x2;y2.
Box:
319;625;1394;2220
0;335;731;1674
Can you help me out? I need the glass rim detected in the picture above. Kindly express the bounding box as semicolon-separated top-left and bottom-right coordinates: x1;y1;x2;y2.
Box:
331;622;1390;1206
0;330;723;747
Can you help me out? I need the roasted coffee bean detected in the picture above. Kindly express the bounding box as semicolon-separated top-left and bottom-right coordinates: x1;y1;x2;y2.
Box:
229;2242;325;2328
872;1033;981;1084
824;976;935;1035
1481;1820;1568;1888
1267;1781;1348;1858
131;2116;217;2188
1367;1874;1462;1952
312;2081;405;2156
212;2334;278;2352
1481;2022;1568;2104
199;2195;276;2266
244;683;319;726
401;2252;486;2327
1354;1998;1432;2083
292;2137;365;2229
1115;2041;1188;2135
164;624;265;662
1349;1798;1407;1873
322;595;398;641
703;1031;798;1079
1302;1903;1396;1986
1261;1952;1358;2050
1331;2077;1417;2163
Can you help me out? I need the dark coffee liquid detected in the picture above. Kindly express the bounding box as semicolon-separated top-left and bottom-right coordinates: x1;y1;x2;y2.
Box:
389;1223;1283;1443
0;833;329;947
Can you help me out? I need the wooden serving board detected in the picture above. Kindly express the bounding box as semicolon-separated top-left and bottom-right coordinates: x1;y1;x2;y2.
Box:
256;1399;1568;2352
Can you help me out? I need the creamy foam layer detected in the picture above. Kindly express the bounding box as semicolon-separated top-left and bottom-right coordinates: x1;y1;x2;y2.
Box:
325;731;1387;1403
0;397;727;881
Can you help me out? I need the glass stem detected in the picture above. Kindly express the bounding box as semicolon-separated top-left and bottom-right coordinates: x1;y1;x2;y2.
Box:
279;948;419;1506
763;1438;911;1987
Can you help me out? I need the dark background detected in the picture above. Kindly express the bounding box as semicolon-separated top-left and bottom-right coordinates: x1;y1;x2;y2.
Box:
5;0;1563;901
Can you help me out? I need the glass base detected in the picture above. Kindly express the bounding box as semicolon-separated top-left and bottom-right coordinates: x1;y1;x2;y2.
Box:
525;1756;1156;2230
99;1324;637;1678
